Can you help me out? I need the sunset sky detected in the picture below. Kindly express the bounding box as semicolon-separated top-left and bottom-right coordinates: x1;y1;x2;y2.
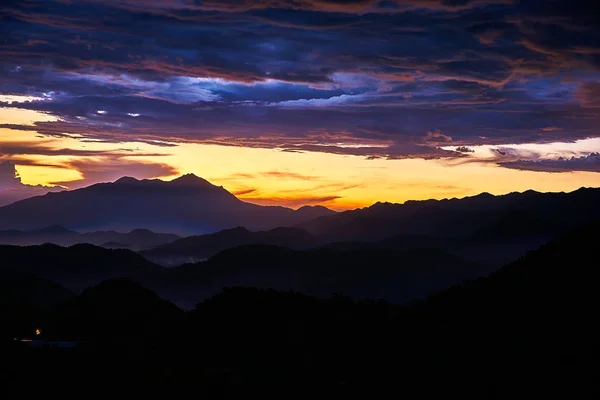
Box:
1;0;599;209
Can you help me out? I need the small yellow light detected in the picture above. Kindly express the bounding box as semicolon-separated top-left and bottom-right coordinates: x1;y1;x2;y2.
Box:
35;329;41;336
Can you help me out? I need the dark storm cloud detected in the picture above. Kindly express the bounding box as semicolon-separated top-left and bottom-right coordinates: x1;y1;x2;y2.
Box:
1;0;600;162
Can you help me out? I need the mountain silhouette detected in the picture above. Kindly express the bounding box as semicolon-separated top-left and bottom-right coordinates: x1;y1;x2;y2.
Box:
0;240;483;310
419;220;600;327
0;269;74;338
144;245;484;308
52;278;182;340
0;243;162;292
0;174;335;234
141;226;322;266
297;187;600;241
0;226;179;250
6;222;600;398
181;222;600;396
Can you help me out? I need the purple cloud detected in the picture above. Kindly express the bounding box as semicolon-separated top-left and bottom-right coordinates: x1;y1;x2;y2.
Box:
0;0;599;166
500;153;600;173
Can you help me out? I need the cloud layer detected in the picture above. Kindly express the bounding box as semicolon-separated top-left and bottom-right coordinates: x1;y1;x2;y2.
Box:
1;0;600;174
0;161;60;206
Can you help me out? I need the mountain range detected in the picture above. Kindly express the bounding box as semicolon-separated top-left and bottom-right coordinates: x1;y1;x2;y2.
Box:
0;226;180;250
145;245;485;309
296;187;600;240
2;177;599;274
139;187;600;268
5;221;600;397
140;226;322;266
0;238;487;309
1;174;598;249
0;174;335;235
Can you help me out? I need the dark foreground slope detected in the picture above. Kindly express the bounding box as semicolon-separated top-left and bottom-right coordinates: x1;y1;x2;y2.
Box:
51;278;183;341
417;220;600;354
0;243;162;292
4;222;600;398
0;269;74;338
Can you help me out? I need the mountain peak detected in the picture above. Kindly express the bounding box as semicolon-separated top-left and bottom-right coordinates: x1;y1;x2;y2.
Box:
114;176;140;185
297;205;329;211
170;173;214;187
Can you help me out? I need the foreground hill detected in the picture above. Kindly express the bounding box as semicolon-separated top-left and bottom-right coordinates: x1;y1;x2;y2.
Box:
0;244;162;293
51;278;183;340
0;269;74;338
189;223;600;396
418;220;600;344
0;226;179;250
0;174;334;235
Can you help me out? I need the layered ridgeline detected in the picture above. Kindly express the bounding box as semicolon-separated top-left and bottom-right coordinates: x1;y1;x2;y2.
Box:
141;188;600;268
0;226;180;250
0;174;334;235
0;242;482;309
140;226;322;266
5;222;600;397
297;187;600;241
0;244;161;293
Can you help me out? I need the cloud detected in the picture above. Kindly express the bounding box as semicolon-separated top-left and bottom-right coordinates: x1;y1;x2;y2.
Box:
0;136;178;189
455;146;474;153
0;160;23;188
49;158;179;188
541;127;562;132
261;171;319;180
39;0;511;14
232;188;258;196
268;94;366;108
0;140;169;158
0;160;61;206
0;0;600;167
425;130;453;144
499;153;600;173
239;194;342;209
576;82;600;108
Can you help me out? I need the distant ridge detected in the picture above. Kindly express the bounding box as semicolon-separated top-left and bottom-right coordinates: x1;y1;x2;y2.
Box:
0;225;180;250
297;187;600;240
141;226;321;266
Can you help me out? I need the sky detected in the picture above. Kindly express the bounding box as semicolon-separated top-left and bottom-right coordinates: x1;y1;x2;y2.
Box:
1;0;599;210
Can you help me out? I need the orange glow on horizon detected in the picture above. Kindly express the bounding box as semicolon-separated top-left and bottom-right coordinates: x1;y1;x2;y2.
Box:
1;107;600;211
